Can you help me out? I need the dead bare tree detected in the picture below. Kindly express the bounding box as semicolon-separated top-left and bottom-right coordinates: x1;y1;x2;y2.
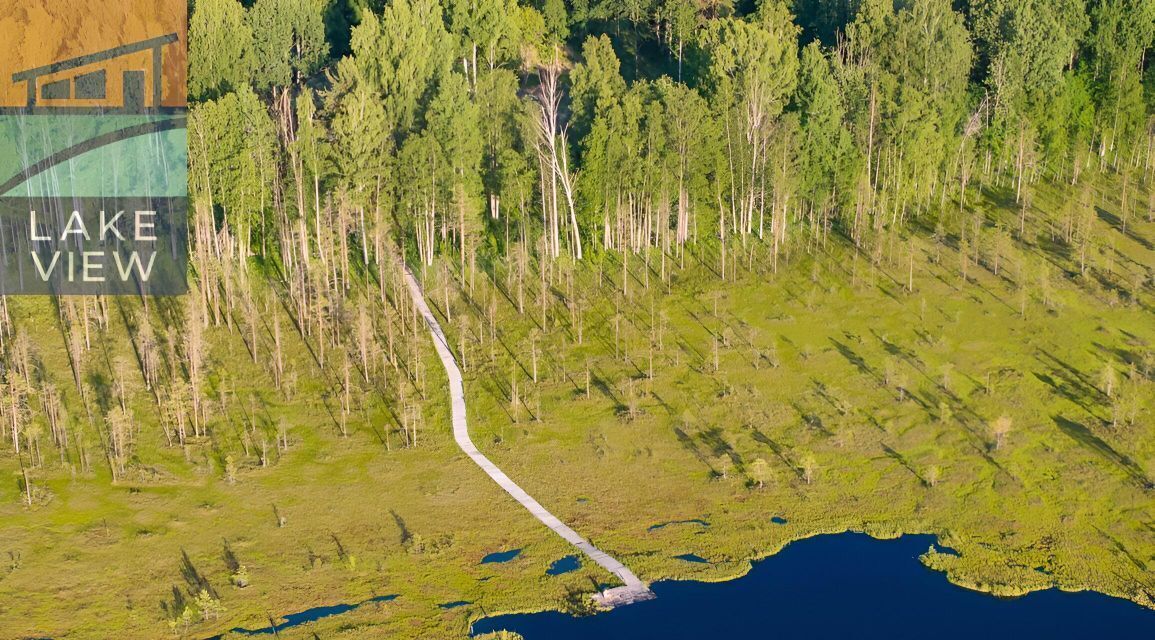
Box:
533;49;583;261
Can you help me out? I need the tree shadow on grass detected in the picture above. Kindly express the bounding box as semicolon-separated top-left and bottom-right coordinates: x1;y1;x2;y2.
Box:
590;368;625;412
1093;526;1150;572
790;399;832;437
699;426;742;466
1052;415;1152;488
1096;207;1153;250
672;426;709;468
221;539;240;574
881;443;926;485
390;510;412;547
745;425;806;482
1090;341;1143;369
177;545;214;596
870;328;919;362
830;338;883;386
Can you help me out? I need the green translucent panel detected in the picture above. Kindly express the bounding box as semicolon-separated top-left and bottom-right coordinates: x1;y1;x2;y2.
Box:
0;113;187;198
3;127;187;197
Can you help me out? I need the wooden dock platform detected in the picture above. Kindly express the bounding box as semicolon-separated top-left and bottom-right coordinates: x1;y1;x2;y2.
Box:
592;584;658;609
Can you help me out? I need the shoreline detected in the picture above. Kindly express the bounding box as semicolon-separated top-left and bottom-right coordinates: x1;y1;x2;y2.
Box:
471;526;1155;636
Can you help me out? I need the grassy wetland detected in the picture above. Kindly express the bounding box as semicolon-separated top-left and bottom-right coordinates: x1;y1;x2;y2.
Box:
3;175;1153;639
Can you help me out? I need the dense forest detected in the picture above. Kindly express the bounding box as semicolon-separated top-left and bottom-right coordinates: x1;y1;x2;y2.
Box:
184;0;1155;265
1;1;1154;636
182;0;1155;267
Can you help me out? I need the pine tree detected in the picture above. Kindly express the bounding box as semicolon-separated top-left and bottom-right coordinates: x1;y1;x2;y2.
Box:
189;0;254;101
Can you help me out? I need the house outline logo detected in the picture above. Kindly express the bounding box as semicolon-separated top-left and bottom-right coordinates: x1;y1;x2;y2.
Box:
5;33;181;115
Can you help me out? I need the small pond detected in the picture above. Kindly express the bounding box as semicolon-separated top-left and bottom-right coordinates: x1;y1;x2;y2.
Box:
547;555;582;576
673;553;709;564
480;549;522;564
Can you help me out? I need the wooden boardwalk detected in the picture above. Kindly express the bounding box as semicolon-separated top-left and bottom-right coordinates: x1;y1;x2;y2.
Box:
402;266;655;608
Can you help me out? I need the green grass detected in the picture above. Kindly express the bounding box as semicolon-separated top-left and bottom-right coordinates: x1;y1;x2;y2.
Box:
1;177;1153;639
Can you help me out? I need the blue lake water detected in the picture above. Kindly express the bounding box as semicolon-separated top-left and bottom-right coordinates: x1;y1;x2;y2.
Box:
472;533;1155;639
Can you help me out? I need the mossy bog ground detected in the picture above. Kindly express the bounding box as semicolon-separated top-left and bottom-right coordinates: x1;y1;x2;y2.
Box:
1;180;1153;639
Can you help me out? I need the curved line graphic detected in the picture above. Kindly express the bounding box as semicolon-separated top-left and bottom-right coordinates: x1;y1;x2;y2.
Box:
0;117;187;196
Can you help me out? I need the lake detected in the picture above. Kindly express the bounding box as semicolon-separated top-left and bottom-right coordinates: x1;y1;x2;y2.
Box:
472;533;1155;639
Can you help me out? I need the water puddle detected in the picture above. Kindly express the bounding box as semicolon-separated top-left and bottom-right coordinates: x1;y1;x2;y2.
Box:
440;600;472;609
481;549;522;564
547;555;582;576
208;594;397;638
674;554;709;564
648;519;710;532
